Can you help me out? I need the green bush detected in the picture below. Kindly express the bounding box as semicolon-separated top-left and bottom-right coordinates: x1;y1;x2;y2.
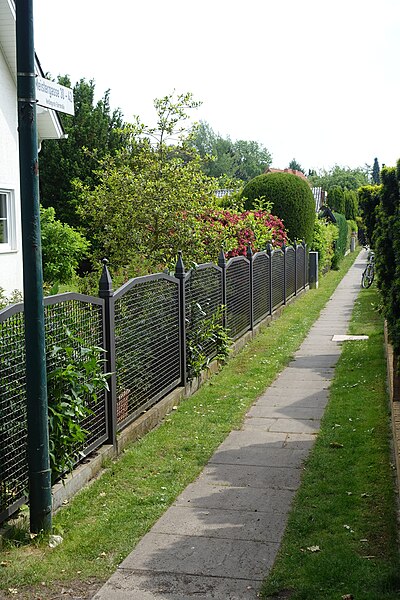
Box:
40;206;90;286
310;218;338;274
331;212;348;269
240;172;315;245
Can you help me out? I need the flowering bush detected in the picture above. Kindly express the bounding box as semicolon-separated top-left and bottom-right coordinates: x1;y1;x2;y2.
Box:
181;208;287;265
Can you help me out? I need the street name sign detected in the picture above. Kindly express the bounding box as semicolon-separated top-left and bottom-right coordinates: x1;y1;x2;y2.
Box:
35;76;74;115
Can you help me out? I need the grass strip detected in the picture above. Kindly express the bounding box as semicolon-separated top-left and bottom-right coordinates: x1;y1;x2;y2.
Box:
260;284;400;600
1;252;360;596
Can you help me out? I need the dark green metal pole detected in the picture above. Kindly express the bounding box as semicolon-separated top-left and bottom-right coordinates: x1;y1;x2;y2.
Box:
16;0;52;533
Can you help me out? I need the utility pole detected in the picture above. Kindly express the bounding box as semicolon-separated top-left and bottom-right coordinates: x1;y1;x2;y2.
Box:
16;0;52;532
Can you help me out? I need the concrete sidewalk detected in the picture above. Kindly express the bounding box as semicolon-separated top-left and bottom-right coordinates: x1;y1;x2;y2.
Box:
93;251;366;600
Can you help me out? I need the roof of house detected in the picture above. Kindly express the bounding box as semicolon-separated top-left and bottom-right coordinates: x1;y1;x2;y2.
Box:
266;167;309;183
0;0;64;140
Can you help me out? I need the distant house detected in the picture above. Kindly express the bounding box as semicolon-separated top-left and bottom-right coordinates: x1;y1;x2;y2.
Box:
0;0;64;295
312;187;327;212
265;167;309;183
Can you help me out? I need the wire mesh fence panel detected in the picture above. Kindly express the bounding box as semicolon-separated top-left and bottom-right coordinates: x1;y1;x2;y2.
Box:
296;244;306;291
44;295;107;456
226;256;251;339
286;246;296;300
253;252;271;324
272;249;285;310
185;265;223;378
0;305;27;523
114;275;180;430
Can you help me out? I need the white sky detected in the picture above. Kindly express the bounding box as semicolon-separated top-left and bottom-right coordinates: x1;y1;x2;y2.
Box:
33;0;400;173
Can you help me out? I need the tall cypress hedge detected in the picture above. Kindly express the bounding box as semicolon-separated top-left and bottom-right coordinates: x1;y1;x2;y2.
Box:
373;164;400;356
332;212;348;268
241;172;315;245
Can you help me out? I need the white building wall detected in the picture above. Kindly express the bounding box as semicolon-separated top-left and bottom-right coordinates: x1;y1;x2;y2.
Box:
0;45;23;296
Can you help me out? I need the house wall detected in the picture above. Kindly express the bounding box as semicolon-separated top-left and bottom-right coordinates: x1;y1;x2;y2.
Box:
0;45;23;296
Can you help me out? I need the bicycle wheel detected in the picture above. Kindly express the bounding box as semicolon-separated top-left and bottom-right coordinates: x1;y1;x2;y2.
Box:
361;264;374;288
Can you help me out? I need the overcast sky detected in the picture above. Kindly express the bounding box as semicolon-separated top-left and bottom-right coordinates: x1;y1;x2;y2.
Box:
33;0;400;173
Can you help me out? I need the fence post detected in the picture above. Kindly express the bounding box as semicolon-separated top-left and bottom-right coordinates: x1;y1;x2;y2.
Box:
218;247;227;329
309;251;319;289
282;243;287;305
175;251;187;388
267;243;273;316
294;243;298;296
247;245;254;331
302;241;307;289
99;259;117;449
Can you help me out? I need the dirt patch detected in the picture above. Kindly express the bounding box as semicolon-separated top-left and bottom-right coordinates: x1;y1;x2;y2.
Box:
0;578;104;600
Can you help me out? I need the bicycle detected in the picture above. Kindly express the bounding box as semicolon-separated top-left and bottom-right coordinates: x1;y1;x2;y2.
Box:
361;249;375;288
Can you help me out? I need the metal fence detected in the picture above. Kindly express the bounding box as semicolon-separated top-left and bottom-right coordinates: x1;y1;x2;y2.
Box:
0;242;308;523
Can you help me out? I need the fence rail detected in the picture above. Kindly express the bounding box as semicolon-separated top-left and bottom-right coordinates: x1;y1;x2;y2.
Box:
0;243;309;523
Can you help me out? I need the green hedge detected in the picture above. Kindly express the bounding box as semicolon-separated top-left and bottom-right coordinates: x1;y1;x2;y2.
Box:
241;172;315;245
332;212;348;269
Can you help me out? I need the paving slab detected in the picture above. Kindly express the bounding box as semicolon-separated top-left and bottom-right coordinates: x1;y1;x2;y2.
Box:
243;416;320;434
119;533;279;580
151;505;288;542
93;571;261;600
198;462;302;490
247;404;325;420
92;251;366;599
174;482;296;513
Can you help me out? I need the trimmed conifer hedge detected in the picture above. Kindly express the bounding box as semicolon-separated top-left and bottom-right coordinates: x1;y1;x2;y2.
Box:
241;172;315;245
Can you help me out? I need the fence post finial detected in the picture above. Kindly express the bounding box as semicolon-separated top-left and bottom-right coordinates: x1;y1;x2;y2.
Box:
99;258;113;298
218;246;226;268
175;250;185;278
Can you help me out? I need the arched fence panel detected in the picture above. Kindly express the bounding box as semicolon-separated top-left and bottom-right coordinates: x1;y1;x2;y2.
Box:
44;294;107;454
185;265;223;379
253;251;271;325
113;274;181;430
296;244;306;291
226;256;251;340
271;249;285;310
285;246;296;301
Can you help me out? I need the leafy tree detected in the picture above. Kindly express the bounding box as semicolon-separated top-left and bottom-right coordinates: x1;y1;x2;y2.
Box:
308;165;369;192
288;158;303;172
372;157;381;184
192;121;272;182
75;92;218;271
39;77;126;227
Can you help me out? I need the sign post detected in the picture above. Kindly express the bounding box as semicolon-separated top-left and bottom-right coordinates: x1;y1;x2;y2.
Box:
16;0;52;533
